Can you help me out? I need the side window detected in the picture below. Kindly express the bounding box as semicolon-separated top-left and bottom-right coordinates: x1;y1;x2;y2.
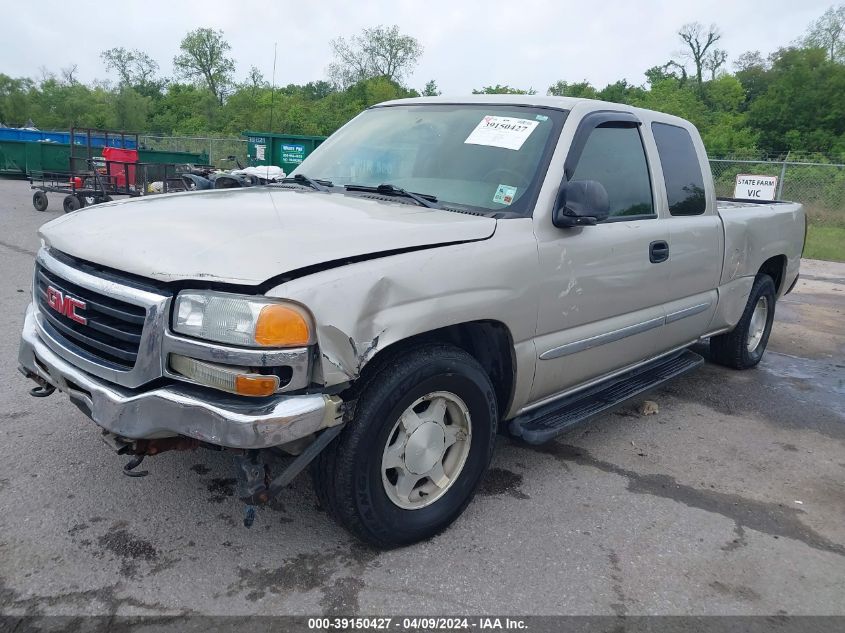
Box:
569;124;654;219
652;122;706;216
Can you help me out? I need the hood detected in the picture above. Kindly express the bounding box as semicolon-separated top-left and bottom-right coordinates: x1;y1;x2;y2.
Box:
39;187;497;285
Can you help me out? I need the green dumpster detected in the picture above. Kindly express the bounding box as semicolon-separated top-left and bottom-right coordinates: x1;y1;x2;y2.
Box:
243;131;326;175
0;140;27;175
0;139;205;176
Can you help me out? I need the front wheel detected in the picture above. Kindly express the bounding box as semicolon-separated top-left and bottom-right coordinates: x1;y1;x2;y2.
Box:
710;274;776;369
312;344;497;548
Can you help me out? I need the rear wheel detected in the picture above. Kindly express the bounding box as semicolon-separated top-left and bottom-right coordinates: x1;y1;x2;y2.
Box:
312;344;497;548
32;191;48;212
710;274;776;369
62;195;81;213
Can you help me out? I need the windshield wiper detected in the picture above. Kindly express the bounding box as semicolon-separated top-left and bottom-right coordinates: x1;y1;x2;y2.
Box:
282;174;333;192
345;183;440;209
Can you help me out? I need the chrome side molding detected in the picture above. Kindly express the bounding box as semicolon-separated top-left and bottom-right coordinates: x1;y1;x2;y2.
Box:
665;302;711;324
540;301;712;361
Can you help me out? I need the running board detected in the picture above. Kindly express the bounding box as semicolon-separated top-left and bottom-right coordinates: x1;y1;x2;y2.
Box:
509;350;704;445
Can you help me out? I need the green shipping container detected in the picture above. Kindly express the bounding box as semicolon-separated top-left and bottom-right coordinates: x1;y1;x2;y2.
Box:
0;139;205;176
243;131;326;175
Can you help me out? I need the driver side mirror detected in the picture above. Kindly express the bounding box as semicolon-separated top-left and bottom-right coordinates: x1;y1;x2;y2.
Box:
553;180;610;228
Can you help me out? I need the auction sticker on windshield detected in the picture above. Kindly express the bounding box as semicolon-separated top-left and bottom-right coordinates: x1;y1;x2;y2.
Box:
465;115;539;151
493;184;517;205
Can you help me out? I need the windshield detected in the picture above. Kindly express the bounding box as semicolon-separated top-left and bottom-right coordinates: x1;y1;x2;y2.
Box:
292;104;567;214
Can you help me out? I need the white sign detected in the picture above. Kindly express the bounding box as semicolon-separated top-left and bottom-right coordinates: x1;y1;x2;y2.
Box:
733;174;778;200
464;115;538;151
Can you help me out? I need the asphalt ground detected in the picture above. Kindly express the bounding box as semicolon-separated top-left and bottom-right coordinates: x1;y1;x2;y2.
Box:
0;177;843;617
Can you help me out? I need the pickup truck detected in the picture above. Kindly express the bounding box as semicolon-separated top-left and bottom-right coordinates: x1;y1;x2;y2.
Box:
18;96;806;548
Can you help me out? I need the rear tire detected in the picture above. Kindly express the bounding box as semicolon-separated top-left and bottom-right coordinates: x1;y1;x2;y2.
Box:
62;195;81;213
312;344;497;548
710;274;776;369
32;191;48;212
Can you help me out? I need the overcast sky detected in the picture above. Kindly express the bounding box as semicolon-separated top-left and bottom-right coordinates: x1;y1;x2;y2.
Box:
1;0;834;93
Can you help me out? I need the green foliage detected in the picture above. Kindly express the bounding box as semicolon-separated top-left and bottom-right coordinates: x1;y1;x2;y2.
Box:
0;14;844;164
472;84;536;94
327;25;422;89
747;47;845;153
547;80;597;98
596;80;645;104
801;4;845;62
804;226;845;262
173;28;236;104
422;80;441;96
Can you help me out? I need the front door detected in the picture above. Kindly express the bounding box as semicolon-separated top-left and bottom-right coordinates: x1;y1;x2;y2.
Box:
529;114;670;405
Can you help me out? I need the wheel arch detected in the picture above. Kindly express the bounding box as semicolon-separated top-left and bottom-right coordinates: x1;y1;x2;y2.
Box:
758;254;787;294
355;320;517;421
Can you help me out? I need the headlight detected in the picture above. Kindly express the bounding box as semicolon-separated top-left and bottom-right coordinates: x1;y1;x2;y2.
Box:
172;291;313;348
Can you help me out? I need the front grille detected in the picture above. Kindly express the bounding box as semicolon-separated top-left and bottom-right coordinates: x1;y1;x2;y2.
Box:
35;263;146;369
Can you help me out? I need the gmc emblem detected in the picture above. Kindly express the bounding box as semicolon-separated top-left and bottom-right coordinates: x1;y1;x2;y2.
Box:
46;285;87;325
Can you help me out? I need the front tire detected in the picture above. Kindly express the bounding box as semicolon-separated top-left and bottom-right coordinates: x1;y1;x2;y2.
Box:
710;274;776;369
312;344;497;548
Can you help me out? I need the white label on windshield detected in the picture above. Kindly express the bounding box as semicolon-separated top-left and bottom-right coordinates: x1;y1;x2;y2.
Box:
464;115;539;151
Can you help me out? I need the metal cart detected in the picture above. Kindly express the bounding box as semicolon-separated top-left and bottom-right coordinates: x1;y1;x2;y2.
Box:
29;128;190;213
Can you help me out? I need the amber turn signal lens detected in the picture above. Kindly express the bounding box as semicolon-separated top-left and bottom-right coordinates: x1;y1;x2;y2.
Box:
253;304;311;347
235;374;280;397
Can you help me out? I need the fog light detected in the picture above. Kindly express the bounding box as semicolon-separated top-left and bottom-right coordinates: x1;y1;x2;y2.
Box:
169;354;279;397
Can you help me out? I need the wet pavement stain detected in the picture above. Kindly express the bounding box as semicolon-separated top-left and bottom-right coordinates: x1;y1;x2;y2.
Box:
709;580;762;602
191;464;211;475
1;411;31;421
67;523;89;537
98;529;158;562
479;468;529;499
228;545;379;612
207;478;237;503
96;525;160;580
606;549;628;617
663;360;845;441
0;575;187;616
528;442;845;557
231;551;340;602
721;524;748;552
319;576;366;615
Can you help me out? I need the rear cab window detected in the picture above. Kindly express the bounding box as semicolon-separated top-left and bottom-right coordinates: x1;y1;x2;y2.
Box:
651;122;707;216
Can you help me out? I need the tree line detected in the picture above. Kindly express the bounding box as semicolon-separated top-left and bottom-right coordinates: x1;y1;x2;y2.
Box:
0;7;843;160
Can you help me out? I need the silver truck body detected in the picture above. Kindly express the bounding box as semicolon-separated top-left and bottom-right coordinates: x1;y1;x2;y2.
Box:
20;95;804;446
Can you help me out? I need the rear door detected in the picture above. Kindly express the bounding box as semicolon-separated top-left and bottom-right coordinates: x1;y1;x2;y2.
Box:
648;121;722;347
529;111;670;404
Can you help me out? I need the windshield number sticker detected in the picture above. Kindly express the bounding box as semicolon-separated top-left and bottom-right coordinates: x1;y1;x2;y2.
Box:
493;184;517;205
465;116;539;151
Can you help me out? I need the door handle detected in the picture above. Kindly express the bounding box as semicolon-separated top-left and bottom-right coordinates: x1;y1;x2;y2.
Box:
649;240;669;263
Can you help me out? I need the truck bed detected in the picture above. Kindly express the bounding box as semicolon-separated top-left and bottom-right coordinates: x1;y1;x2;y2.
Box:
716;197;805;291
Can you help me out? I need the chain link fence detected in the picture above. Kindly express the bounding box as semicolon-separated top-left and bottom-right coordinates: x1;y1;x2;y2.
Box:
138;135;248;168
709;158;845;228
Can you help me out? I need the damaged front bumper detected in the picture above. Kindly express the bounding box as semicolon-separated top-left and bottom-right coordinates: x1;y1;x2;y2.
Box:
18;303;343;449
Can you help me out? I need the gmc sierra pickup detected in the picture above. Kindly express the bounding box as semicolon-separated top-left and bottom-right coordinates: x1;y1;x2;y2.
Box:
18;96;806;547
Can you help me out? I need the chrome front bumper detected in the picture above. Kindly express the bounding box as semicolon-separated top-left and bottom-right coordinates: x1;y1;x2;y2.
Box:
19;303;342;449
